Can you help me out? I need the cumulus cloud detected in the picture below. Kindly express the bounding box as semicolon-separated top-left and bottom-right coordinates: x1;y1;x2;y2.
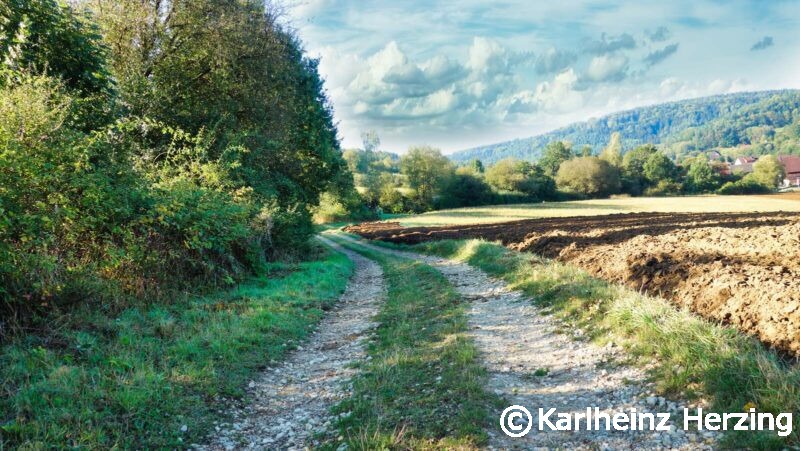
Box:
336;38;536;123
585;33;636;54
643;43;679;66
535;48;577;74
533;69;584;113
646;26;671;42
750;36;774;51
586;54;629;82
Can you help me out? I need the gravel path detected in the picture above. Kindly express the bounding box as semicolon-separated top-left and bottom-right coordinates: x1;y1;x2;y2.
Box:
335;234;718;450
197;237;385;450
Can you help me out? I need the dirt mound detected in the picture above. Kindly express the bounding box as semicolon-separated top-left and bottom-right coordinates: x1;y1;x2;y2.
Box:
346;211;800;355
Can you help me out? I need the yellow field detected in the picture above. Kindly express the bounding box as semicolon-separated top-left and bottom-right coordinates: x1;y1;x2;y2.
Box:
390;194;800;227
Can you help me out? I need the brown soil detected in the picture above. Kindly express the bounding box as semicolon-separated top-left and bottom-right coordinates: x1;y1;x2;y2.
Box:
346;211;800;355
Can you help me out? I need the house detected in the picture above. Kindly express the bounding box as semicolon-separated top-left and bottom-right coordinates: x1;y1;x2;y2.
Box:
707;151;722;161
730;156;756;175
777;155;800;187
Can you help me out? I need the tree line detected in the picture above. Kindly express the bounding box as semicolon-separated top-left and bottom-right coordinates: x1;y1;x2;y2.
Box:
321;131;786;219
1;1;353;323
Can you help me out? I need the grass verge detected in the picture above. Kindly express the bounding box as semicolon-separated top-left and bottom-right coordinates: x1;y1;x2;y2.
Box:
0;242;352;449
324;234;497;449
389;238;799;449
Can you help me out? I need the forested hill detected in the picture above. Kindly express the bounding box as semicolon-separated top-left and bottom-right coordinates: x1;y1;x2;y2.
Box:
450;90;800;164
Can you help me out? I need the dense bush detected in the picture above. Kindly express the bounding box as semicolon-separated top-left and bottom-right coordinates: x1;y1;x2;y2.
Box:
0;1;351;325
438;173;495;208
556;157;621;197
716;178;772;195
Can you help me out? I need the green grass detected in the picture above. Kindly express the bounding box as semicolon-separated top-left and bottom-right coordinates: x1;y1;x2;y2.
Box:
324;234;498;449
0;242;353;449
391;194;800;227
385;238;799;450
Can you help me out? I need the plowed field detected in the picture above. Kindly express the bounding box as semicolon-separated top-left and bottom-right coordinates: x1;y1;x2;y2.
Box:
346;211;800;355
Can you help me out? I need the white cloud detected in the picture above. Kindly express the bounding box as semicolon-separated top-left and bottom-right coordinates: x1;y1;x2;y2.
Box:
534;69;584;112
586;54;629;82
467;37;512;74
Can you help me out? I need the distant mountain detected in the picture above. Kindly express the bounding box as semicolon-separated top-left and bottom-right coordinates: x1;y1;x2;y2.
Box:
449;90;800;165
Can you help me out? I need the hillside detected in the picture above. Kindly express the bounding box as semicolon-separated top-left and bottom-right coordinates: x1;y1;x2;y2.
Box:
450;90;800;164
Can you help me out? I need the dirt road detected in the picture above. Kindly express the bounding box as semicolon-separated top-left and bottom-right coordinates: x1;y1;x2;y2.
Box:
333;234;715;449
199;238;385;450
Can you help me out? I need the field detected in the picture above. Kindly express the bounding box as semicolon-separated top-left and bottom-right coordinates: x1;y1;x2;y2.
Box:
348;194;800;356
389;194;800;227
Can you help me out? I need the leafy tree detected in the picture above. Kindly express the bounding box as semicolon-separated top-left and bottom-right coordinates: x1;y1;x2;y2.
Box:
643;152;677;184
400;146;454;206
684;155;721;193
556;157;620;197
378;184;406;214
539;141;573;176
485;158;555;199
621;144;658;194
750;155;785;189
1;0;114;128
1;0;112;95
438;173;494;208
599;132;623;167
469;158;485;174
90;0;346;248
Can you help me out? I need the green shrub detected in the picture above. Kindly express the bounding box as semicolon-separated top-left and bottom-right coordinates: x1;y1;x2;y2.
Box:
716;177;772;195
644;179;683;196
556;156;621;197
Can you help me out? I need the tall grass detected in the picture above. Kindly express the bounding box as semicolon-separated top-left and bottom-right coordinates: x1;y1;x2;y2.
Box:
406;239;800;449
0;243;353;449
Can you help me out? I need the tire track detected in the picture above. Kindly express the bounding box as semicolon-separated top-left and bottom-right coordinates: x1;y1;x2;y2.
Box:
197;237;385;450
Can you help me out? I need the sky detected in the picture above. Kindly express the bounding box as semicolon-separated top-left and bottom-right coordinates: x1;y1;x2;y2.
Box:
286;0;800;154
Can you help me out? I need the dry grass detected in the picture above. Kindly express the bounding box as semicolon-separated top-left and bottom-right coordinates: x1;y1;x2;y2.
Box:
392;194;800;227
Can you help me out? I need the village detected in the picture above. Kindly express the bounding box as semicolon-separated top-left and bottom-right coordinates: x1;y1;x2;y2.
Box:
713;152;800;187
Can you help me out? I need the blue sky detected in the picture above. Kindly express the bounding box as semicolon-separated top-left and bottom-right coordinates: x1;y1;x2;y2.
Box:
287;0;800;153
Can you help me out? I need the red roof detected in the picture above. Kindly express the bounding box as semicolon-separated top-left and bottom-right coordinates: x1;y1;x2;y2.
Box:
778;155;800;175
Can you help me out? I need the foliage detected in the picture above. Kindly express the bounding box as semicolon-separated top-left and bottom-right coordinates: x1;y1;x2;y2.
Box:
0;0;353;330
643;179;683;196
716;178;772;195
620;144;658;195
1;0;114;128
684;155;721;193
643;152;678;184
0;74;139;312
750;155;785;189
438;173;494;208
599;132;623;167
556;156;621;197
539;140;573;176
399;146;455;207
484;158;555;200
